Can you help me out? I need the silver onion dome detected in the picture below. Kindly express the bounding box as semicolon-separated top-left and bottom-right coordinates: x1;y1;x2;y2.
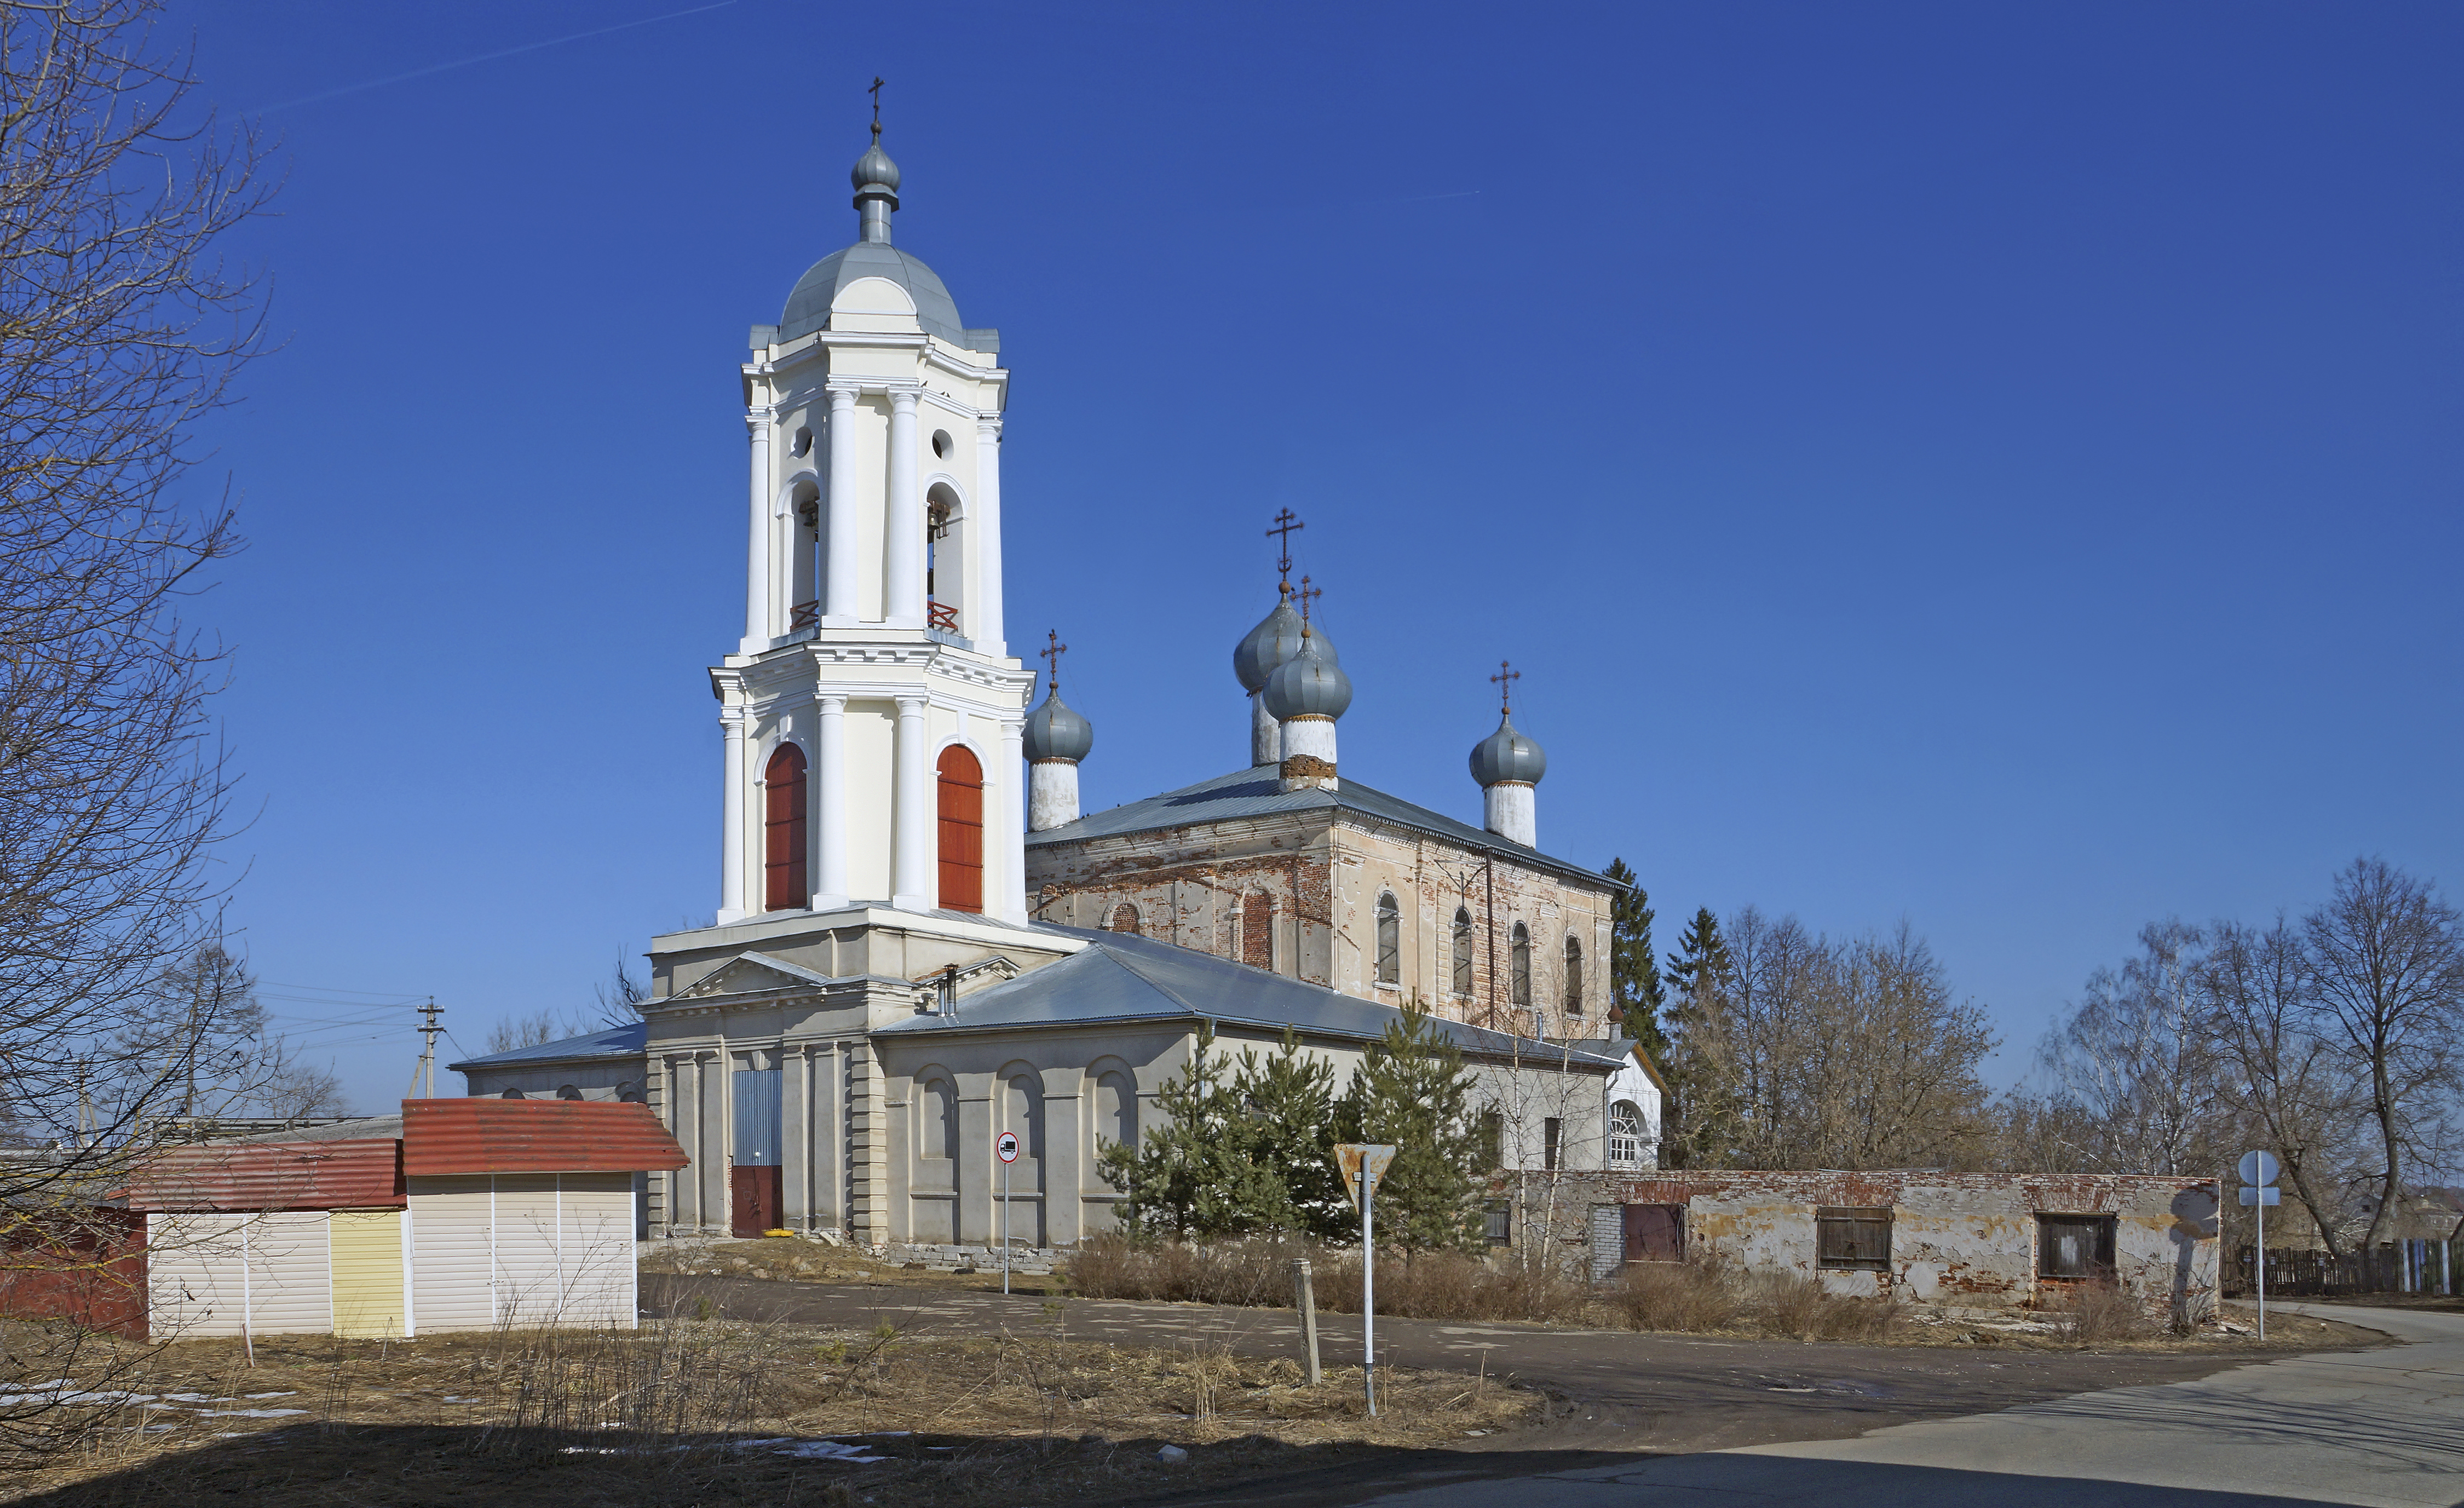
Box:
851;126;901;197
1233;595;1338;692
1262;632;1352;721
1469;712;1546;787
1022;686;1093;763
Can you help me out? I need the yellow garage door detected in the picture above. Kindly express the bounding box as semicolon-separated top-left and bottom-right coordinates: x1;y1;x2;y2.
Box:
329;1208;407;1339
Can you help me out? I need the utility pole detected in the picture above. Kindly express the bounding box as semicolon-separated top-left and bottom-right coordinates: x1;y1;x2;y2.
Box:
415;998;442;1099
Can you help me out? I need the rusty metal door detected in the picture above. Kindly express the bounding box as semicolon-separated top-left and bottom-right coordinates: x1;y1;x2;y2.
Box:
730;1166;781;1238
1623;1202;1683;1262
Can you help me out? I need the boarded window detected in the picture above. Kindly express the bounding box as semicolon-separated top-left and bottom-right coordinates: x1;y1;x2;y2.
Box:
1817;1206;1892;1270
1510;924;1532;1007
1241;892;1274;969
1485;1200;1512;1246
2038;1213;2117;1278
1623;1203;1684;1263
763;744;807;912
1375;893;1400;984
1108;903;1141;935
1543;1116;1562;1171
1452;910;1474;995
1478;1110;1504;1170
1563;936;1584;1016
936;745;984;913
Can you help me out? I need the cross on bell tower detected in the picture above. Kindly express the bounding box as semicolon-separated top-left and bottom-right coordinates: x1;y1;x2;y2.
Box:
1039;629;1068;694
1490;659;1520;716
1265;509;1304;598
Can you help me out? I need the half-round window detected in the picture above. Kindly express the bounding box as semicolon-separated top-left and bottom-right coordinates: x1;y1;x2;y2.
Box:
1374;893;1400;985
1109;903;1142;935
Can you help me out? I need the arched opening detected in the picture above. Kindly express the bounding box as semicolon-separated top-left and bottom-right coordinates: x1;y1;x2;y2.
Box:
787;480;821;631
499;1088;525;1100
1563;935;1585;1018
556;1084;583;1101
925;484;964;634
764;743;808;912
1374;892;1400;985
1510;922;1532;1009
1609;1100;1646;1167
935;745;984;912
1109;903;1142;935
1452;908;1474;997
1240;891;1275;970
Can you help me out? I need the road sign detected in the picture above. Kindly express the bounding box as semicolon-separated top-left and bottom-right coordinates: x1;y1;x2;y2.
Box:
996;1131;1020;1164
2237;1149;2279;1340
2238;1184;2281;1206
1334;1144;1396;1208
2238;1150;2279;1187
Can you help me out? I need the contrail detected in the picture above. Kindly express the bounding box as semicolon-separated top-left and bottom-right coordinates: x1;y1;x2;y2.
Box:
258;0;738;113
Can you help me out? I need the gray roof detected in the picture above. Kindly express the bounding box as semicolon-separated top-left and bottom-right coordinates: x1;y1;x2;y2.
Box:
448;1020;647;1073
880;926;1625;1069
227;1114;405;1145
1023;766;1611;887
780;241;971;347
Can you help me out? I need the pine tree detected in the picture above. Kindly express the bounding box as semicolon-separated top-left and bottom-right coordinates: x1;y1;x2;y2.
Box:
1333;1000;1487;1253
1097;1020;1287;1239
1228;1028;1348;1239
1603;859;1668;1062
1660;907;1735;1169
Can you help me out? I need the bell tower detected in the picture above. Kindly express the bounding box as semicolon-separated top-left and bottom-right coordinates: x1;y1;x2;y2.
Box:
707;122;1032;924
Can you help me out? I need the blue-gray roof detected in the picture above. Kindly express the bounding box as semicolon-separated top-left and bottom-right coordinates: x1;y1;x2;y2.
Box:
1023;767;1610;887
780;241;976;347
879;926;1625;1069
448;1020;646;1073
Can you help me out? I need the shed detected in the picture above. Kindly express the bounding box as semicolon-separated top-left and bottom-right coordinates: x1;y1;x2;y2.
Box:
121;1100;688;1341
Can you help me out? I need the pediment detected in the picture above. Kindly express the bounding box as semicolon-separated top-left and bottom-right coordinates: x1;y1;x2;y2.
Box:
675;951;836;1002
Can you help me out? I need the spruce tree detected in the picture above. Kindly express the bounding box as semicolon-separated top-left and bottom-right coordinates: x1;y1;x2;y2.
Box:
1659;907;1735;1169
1097;1020;1286;1239
1333;1000;1486;1253
1228;1028;1348;1239
1603;858;1668;1061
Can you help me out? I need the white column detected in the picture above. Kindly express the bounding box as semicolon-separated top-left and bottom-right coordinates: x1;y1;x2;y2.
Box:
823;387;863;626
885;390;923;628
718;705;747;923
891;696;931;910
975;417;1006;657
814;695;849;910
744;415;772;648
998;720;1027;922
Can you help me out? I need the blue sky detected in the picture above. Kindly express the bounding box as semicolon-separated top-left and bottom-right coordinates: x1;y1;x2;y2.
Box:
167;2;2461;1110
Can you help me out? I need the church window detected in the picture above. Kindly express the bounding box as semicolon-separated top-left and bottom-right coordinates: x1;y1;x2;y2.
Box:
763;744;808;912
1563;936;1584;1017
792;425;811;457
1109;903;1141;935
1095;1071;1136;1151
1374;893;1400;985
1241;892;1274;969
922;1076;958;1160
936;745;984;912
1452;909;1473;996
931;428;953;459
925;486;963;634
1609;1101;1646;1167
1510;923;1532;1008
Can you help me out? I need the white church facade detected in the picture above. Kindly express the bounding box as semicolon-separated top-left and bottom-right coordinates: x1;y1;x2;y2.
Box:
452;124;1659;1247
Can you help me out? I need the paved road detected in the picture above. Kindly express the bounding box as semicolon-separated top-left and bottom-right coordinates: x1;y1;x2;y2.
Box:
1347;1304;2464;1508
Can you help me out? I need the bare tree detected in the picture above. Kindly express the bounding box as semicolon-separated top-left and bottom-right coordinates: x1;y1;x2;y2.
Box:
2301;857;2464;1255
0;0;272;1198
2036;920;2229;1177
108;941;346;1124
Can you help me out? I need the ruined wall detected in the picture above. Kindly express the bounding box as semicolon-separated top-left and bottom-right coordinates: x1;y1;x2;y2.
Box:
1517;1169;2220;1316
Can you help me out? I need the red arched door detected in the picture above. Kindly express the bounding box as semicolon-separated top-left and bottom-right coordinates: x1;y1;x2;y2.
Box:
936;745;983;913
764;744;807;912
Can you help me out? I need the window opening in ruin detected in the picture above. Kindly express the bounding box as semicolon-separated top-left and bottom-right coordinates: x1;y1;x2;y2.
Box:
1511;923;1532;1008
1452;909;1474;995
1484;1200;1512;1246
1241;892;1274;969
1563;935;1584;1016
1817;1206;1893;1270
1109;903;1141;935
1622;1203;1684;1263
1542;1116;1562;1171
1374;892;1400;985
1478;1110;1504;1170
2037;1213;2117;1278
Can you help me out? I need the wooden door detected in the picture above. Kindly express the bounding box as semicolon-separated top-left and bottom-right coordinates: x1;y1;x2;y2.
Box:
763;744;807;912
1623;1202;1684;1263
730;1166;782;1238
936;745;983;912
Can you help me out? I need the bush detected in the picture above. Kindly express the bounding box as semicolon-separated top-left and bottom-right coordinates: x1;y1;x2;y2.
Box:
1746;1273;1903;1343
2048;1280;2154;1346
1608;1255;1744;1333
1063;1236;1588;1323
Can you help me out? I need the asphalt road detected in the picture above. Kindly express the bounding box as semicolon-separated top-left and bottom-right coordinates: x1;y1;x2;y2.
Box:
1347;1303;2464;1508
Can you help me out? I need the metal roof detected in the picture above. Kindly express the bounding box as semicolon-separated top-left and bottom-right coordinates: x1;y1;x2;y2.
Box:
448;1020;645;1073
880;926;1626;1070
121;1138;405;1212
780;240;970;346
1022;766;1612;887
400;1098;688;1176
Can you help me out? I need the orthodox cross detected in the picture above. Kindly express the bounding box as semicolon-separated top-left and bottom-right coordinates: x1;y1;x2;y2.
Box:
1039;630;1068;693
1265;508;1304;597
1297;574;1321;627
868;77;885;130
1490;659;1520;715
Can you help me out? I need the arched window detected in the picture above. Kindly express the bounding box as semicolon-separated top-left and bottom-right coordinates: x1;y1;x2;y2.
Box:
925;485;964;634
922;1076;958;1160
936;745;984;912
763;744;808;912
1241;891;1274;969
1609;1100;1646;1167
556;1084;583;1101
1095;1070;1136;1152
499;1088;525;1100
1109;903;1142;935
1374;893;1400;985
1452;909;1474;997
1510;923;1532;1008
1005;1073;1041;1158
1563;936;1584;1018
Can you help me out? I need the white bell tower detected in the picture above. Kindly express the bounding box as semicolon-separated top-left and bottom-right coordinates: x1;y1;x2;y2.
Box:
707;123;1031;925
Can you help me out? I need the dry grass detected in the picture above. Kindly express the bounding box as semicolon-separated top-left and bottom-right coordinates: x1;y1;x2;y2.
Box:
1064;1235;1593;1323
2048;1280;2156;1346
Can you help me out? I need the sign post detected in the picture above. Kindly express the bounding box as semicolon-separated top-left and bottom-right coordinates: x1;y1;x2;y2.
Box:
997;1130;1021;1296
1334;1143;1396;1417
2238;1150;2280;1339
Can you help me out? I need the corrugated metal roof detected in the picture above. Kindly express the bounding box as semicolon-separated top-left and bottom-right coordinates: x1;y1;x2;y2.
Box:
447;1021;645;1072
121;1139;404;1212
1023;767;1612;887
400;1098;688;1176
879;927;1625;1070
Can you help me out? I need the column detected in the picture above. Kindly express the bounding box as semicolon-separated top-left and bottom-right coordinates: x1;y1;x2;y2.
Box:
744;414;772;647
997;720;1027;923
885;390;923;628
974;417;1006;657
718;704;746;923
814;695;850;910
823;387;862;626
891;695;931;910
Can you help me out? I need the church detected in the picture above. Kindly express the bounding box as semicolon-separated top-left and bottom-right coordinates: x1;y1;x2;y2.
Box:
451;123;1659;1248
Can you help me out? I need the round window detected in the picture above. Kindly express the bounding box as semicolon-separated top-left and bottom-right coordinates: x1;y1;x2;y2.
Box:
792;426;811;457
931;429;953;459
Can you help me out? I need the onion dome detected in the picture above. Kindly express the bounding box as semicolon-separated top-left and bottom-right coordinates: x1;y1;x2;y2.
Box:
851;125;901;199
1022;686;1093;763
1262;632;1352;721
1469;712;1546;787
1233;595;1339;692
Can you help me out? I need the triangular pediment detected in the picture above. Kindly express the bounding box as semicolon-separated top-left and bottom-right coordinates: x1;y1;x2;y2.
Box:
675;951;837;1001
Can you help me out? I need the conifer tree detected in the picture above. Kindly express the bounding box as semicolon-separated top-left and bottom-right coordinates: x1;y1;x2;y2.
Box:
1097;1020;1286;1239
1228;1028;1348;1239
1660;907;1735;1169
1334;1001;1486;1253
1603;859;1668;1061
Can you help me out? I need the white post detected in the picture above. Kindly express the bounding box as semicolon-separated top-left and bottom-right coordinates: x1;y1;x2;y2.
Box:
885;390;923;628
745;415;772;646
814;697;849;909
1002;1150;1011;1296
892;696;930;910
718;706;746;922
1362;1177;1377;1417
2255;1188;2265;1340
998;720;1027;923
975;417;1006;657
824;388;862;626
